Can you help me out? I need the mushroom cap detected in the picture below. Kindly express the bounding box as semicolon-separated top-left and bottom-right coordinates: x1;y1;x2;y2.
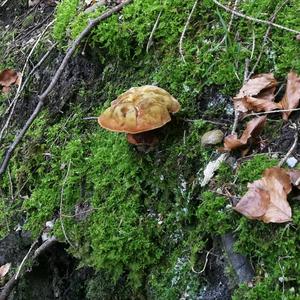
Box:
98;85;180;134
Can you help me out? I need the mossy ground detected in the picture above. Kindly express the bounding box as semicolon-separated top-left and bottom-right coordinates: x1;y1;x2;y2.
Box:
1;0;300;298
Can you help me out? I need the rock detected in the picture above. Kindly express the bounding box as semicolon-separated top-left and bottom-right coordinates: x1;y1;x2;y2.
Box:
286;156;298;168
201;129;224;146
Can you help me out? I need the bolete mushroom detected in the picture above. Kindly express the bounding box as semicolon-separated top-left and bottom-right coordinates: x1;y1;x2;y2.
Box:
98;85;180;147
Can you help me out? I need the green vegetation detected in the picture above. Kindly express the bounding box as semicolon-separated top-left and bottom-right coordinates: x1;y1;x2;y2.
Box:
1;0;300;298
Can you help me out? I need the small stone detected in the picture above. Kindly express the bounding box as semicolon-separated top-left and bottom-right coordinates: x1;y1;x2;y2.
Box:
201;129;224;146
286;156;298;168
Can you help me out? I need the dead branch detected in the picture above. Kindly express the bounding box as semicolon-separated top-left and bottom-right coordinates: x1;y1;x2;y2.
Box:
212;0;300;35
0;0;133;180
243;108;300;119
0;20;55;142
146;9;162;53
60;160;75;248
0;237;57;300
179;0;198;62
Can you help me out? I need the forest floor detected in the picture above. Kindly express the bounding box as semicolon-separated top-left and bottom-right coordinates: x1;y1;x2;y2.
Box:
0;0;300;299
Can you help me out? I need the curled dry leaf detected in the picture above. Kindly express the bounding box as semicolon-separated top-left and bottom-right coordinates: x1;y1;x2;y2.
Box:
235;73;277;99
0;69;21;93
0;263;11;278
277;72;300;120
233;73;278;113
223;116;266;151
234;167;300;223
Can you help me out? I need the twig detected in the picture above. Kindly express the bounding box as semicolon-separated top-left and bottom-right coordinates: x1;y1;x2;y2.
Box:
146;9;162;53
218;0;241;47
179;0;198;62
0;21;55;142
247;0;288;80
278;123;298;167
191;249;212;274
0;0;133;180
243;108;300;118
60;160;75;248
0;237;57;300
0;0;9;7
33;237;57;259
15;240;38;280
231;109;240;135
82;116;98;120
212;0;300;35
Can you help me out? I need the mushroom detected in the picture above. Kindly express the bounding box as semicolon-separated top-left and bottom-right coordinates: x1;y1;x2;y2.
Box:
98;85;180;147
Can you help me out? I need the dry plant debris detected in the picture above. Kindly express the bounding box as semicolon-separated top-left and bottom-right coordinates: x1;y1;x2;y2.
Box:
0;69;21;93
233;72;300;117
0;263;11;278
277;72;300;120
234;167;300;223
223;116;266;151
223;71;300;152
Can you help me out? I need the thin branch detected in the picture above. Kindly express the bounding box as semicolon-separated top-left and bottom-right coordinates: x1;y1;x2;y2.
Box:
60;160;75;248
243;108;300;118
278;123;298;167
82;116;98;120
0;21;55;142
247;0;288;80
212;0;300;35
0;237;57;300
0;0;133;180
15;240;38;280
191;249;212;274
231;109;240;135
179;0;198;62
218;0;241;46
146;9;162;53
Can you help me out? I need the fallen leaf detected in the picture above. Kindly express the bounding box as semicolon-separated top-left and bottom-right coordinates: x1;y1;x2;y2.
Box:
0;69;18;87
277;72;300;120
223;116;266;151
234;167;292;223
234;73;277;100
28;0;41;7
200;153;228;187
0;263;11;278
0;69;21;93
244;96;279;112
287;169;300;189
233;74;277;113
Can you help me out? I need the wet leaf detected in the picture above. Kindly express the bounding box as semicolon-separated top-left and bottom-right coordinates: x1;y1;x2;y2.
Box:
277;72;300;120
0;263;11;278
223;116;266;151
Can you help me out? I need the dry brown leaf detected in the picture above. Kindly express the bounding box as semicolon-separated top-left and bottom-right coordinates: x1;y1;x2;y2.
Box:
0;69;18;88
277;72;300;120
234;73;277;100
223;116;266;151
234;167;292;223
0;263;11;278
287;169;300;189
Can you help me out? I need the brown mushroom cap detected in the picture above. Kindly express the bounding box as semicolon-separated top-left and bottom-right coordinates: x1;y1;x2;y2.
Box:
98;85;180;134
